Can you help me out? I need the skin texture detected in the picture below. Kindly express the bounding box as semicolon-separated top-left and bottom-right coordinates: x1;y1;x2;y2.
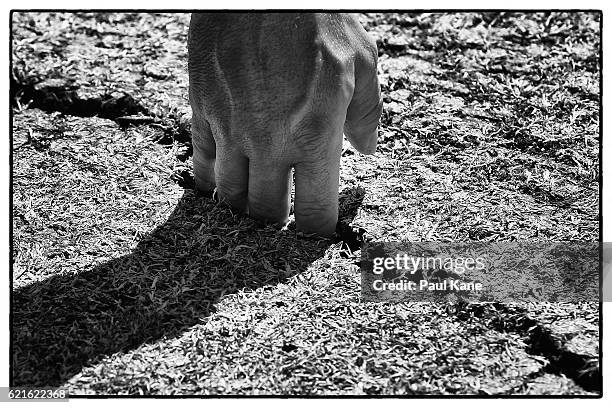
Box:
188;13;383;236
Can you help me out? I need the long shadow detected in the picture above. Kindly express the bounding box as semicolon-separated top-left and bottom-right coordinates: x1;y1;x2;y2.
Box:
12;186;365;387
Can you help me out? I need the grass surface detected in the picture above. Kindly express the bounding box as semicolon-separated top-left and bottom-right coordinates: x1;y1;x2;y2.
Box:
11;12;600;395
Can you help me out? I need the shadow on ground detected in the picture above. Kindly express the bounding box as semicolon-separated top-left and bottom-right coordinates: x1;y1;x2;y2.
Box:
12;186;365;387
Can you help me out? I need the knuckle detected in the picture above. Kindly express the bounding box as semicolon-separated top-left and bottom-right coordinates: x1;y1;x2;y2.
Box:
364;33;379;61
295;198;334;219
292;114;332;155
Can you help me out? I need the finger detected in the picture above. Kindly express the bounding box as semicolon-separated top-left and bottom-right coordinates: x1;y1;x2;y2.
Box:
191;113;217;193
215;148;249;213
344;36;383;155
247;161;292;225
294;157;340;237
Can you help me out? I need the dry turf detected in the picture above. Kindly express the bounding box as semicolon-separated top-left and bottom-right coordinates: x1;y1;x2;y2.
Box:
11;12;600;395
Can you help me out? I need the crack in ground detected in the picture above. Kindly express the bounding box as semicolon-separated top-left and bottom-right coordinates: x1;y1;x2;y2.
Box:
11;78;192;146
12;79;146;121
451;302;601;393
12;77;196;191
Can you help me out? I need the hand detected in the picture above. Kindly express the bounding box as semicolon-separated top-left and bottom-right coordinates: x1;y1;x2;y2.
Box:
188;13;382;236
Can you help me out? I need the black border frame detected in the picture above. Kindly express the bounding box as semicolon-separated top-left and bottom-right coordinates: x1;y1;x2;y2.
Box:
7;8;605;399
